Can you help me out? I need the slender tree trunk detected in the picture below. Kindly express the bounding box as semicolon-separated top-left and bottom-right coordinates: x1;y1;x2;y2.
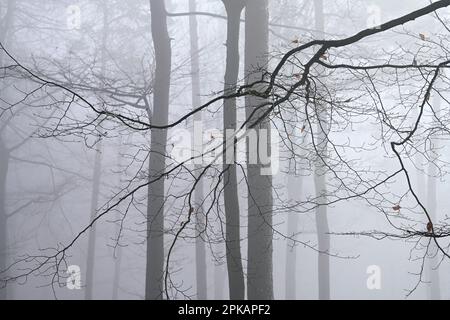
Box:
0;0;16;301
111;191;123;300
285;172;302;299
214;263;226;299
414;105;426;296
221;0;245;300
313;0;330;300
427;92;441;300
415;109;426;206
111;202;123;300
85;141;102;300
245;0;273;300
188;0;207;300
112;135;127;300
279;1;303;301
145;0;171;300
0;141;9;300
0;0;15;49
314;166;330;300
85;4;109;300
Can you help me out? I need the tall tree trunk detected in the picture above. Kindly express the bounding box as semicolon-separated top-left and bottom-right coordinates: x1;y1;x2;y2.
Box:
85;141;102;300
112;136;126;300
0;0;16;301
313;0;330;300
280;2;303;301
214;263;226;299
111;199;123;300
427;92;441;300
285;172;302;299
221;0;245;300
188;0;207;300
85;4;108;300
245;0;273;300
0;141;9;300
145;0;171;300
112;151;124;300
0;0;15;50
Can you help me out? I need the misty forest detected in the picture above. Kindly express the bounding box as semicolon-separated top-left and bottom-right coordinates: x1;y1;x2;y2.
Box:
1;0;450;300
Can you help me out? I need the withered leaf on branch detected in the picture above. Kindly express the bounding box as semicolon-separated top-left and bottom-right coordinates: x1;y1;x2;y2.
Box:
300;125;306;133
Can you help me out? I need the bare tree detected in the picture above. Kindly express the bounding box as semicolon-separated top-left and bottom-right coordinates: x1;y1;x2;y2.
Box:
0;0;16;300
221;0;246;300
426;90;441;300
85;2;110;300
188;0;207;300
313;0;330;300
245;0;273;300
145;0;171;300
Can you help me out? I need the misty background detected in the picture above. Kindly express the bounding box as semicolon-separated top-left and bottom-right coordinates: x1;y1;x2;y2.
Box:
1;0;450;300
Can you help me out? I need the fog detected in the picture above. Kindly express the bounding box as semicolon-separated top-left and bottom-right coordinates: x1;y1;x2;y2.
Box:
1;0;450;300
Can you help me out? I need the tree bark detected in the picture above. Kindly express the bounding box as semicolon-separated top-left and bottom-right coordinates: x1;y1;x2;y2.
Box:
145;0;171;300
245;0;273;300
221;0;246;300
313;0;331;300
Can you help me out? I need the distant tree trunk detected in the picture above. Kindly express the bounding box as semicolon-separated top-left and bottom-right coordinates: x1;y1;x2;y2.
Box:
188;0;207;300
145;0;171;300
0;0;16;301
0;0;15;49
313;0;330;300
112;138;125;300
111;133;130;300
111;205;123;300
85;141;102;300
214;263;226;299
427;92;441;300
415;111;426;203
0;141;9;300
285;172;302;299
245;0;273;300
85;3;109;300
221;0;245;300
279;0;304;302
